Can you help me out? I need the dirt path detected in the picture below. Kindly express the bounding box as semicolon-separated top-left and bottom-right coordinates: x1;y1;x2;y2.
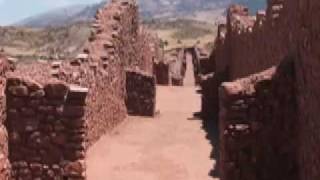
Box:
184;53;195;86
86;60;217;180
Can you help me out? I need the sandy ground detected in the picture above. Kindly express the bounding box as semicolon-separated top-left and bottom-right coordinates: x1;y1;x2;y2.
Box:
86;58;217;180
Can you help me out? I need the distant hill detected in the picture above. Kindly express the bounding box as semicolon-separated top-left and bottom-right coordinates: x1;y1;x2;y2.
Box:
1;0;266;59
0;22;91;59
15;0;266;28
16;2;104;28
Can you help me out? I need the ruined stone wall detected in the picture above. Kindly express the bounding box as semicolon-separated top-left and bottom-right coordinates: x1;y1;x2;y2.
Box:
211;0;320;180
136;29;162;74
6;75;87;179
0;1;159;179
219;60;298;180
292;1;320;179
0;55;13;179
86;0;140;98
215;1;292;80
168;48;186;86
56;0;157;144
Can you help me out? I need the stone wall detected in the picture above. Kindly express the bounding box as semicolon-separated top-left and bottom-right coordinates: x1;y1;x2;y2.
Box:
0;54;13;179
125;70;156;117
168;48;186;86
214;1;291;80
0;0;159;179
6;76;87;179
209;0;320;180
219;59;298;180
153;61;170;85
54;0;157;144
293;1;320;179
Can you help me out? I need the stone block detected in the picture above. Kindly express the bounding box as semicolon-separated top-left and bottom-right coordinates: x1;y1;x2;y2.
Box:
63;106;85;118
44;82;68;100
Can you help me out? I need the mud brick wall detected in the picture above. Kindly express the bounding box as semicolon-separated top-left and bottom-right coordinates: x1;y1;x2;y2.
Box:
5;76;87;180
219;61;298;180
125;70;156;117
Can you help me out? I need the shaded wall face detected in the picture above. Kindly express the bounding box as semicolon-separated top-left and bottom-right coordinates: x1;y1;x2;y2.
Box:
153;63;170;85
212;1;320;180
294;1;320;179
125;70;156;117
219;61;298;180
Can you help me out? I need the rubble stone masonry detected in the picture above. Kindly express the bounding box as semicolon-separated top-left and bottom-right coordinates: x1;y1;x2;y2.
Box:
0;0;159;179
53;0;157;144
6;77;87;180
208;0;320;179
0;54;13;179
125;70;156;117
219;60;298;180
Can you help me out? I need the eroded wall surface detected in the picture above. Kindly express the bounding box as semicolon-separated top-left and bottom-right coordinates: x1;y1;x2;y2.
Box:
219;61;298;180
0;0;159;179
52;0;157;143
6;76;87;179
0;55;13;179
125;70;156;117
208;0;320;179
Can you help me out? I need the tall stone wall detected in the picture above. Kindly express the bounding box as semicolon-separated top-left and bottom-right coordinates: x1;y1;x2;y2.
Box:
0;0;159;179
167;48;186;86
215;1;292;80
209;0;320;180
55;0;157;144
86;0;140;98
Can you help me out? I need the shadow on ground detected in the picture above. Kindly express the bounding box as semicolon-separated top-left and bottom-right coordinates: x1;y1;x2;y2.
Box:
190;111;220;179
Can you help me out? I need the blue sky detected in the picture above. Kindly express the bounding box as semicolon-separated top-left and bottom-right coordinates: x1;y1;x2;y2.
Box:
0;0;103;25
